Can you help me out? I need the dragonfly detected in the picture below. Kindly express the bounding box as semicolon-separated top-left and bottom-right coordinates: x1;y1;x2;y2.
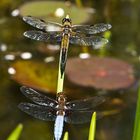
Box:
18;86;106;140
23;15;112;77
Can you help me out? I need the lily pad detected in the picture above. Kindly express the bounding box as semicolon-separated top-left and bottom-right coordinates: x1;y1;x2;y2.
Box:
66;57;136;90
11;60;57;93
19;1;91;24
10;60;88;97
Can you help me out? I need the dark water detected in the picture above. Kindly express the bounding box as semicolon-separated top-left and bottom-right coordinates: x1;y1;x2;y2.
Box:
0;0;140;140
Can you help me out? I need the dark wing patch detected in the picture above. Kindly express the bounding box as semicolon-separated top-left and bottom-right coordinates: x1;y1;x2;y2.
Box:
64;110;103;124
18;102;56;121
70;34;108;47
23;16;62;31
20;86;57;108
66;96;106;111
72;23;112;34
24;30;62;43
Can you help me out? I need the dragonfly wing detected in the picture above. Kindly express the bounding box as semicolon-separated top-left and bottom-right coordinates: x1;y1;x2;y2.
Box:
20;86;58;108
72;23;112;34
18;102;56;121
24;30;62;43
23;16;62;31
66;96;106;111
64;110;103;124
70;34;108;47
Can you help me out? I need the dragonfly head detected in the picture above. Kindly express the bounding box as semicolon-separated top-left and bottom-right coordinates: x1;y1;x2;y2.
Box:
62;15;72;26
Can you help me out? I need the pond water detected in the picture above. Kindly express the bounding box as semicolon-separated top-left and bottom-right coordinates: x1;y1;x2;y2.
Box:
0;0;140;140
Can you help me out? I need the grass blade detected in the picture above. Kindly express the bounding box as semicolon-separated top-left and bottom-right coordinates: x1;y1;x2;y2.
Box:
7;123;23;140
63;132;69;140
88;112;96;140
133;86;140;140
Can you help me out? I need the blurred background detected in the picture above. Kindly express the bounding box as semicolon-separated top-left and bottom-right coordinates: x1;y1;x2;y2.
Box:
0;0;140;140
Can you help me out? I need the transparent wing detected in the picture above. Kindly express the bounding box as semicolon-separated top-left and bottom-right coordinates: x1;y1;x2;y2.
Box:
20;86;58;108
70;34;108;47
66;96;106;111
24;30;62;43
23;16;62;31
64;110;103;124
18;102;56;121
72;23;112;34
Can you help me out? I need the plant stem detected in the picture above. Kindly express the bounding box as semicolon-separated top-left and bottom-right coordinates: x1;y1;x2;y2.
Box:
133;86;140;140
63;132;69;140
88;112;96;140
7;124;23;140
75;0;83;7
57;48;65;93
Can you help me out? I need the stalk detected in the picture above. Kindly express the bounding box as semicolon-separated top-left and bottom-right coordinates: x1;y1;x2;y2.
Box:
7;124;23;140
63;132;69;140
88;112;96;140
133;85;140;140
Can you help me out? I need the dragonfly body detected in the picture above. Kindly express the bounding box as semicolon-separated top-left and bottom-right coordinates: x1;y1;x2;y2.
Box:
18;86;106;140
54;115;64;140
23;15;111;77
54;92;67;140
60;33;70;76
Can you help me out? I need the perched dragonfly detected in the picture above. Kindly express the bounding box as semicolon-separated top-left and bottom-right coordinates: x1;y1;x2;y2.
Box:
18;86;106;140
23;15;111;77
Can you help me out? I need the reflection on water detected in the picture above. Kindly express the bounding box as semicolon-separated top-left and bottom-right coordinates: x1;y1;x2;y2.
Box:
0;0;140;140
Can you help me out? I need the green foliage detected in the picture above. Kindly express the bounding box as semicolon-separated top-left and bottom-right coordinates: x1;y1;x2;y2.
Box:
7;124;23;140
133;86;140;140
63;132;69;140
88;112;96;140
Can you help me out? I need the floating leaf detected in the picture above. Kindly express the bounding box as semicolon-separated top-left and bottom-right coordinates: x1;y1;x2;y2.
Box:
11;60;57;93
19;1;91;24
66;57;135;90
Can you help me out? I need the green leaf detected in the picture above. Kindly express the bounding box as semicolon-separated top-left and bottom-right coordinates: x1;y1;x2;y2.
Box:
133;85;140;140
63;132;69;140
88;112;96;140
7;123;23;140
19;1;90;24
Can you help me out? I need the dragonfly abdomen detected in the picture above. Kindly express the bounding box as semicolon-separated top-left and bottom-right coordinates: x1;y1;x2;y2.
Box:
54;115;64;140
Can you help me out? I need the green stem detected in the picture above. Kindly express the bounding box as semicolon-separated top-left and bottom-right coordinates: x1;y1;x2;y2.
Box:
133;85;140;140
63;132;69;140
88;112;96;140
75;0;83;7
7;124;23;140
57;49;65;93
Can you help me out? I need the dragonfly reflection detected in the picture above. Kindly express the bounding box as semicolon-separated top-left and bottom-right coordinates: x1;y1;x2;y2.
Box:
23;15;111;77
18;86;106;140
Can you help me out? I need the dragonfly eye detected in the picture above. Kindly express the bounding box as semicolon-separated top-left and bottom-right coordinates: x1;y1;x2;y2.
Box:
62;18;72;24
62;18;66;24
68;18;72;24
